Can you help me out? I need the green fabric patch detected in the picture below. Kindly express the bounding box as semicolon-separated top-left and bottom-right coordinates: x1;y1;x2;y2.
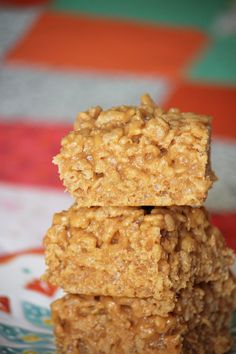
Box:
51;0;228;31
188;36;236;84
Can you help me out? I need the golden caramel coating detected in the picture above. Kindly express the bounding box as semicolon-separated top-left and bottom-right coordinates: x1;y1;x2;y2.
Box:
54;95;215;206
51;275;235;354
44;205;234;303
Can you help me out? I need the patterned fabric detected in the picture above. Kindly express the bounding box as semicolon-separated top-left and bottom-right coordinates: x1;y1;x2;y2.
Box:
0;252;60;352
0;1;235;350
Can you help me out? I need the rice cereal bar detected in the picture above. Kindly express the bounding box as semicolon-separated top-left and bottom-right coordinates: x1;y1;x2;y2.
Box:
43;205;234;306
54;95;215;206
51;275;235;354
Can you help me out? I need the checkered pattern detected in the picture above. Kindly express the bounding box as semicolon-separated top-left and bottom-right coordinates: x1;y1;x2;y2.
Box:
0;0;236;253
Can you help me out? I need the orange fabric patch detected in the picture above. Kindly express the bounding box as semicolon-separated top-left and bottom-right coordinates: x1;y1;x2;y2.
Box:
0;248;44;264
25;278;57;297
6;11;207;78
164;82;236;139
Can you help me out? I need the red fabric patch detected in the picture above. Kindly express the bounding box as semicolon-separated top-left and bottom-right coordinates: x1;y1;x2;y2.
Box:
25;278;57;297
6;11;208;78
212;213;236;252
0;296;11;314
164;82;236;140
0;120;71;188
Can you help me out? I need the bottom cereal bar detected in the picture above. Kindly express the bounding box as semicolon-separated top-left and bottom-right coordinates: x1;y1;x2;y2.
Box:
51;275;235;354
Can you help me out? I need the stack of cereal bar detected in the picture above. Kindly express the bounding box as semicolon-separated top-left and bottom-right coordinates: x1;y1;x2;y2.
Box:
44;95;235;353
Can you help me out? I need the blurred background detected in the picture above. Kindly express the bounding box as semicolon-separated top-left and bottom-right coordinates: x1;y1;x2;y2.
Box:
0;0;235;254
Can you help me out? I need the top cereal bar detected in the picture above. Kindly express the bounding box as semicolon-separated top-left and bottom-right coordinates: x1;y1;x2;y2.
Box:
54;95;215;206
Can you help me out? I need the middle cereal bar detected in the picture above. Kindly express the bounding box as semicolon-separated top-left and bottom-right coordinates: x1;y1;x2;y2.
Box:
44;205;233;305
